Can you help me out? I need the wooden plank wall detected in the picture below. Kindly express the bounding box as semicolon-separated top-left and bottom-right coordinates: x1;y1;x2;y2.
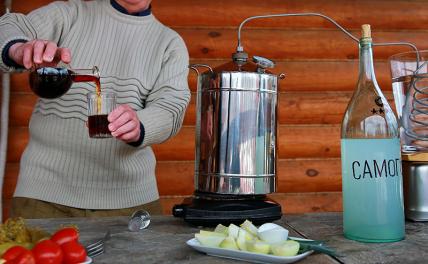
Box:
2;0;428;219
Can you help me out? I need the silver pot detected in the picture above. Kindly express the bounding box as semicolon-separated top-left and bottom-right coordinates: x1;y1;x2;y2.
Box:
190;56;284;195
402;153;428;221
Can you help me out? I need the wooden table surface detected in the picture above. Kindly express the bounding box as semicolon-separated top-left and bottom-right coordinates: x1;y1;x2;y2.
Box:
28;212;427;263
284;212;428;264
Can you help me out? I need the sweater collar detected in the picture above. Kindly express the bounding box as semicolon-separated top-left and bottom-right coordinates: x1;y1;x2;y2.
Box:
110;0;152;16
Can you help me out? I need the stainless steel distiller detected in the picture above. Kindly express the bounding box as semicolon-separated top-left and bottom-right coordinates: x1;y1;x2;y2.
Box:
193;57;280;195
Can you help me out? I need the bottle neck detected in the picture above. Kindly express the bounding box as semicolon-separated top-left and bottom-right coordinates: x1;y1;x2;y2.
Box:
358;39;376;83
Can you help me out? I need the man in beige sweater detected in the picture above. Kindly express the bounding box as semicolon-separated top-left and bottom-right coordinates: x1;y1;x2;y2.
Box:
0;0;190;218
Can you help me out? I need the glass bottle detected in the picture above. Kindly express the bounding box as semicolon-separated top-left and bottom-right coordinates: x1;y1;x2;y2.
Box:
29;66;100;99
341;24;405;242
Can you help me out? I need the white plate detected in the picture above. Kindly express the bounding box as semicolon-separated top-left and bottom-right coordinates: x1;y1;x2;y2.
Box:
187;237;313;264
80;256;92;264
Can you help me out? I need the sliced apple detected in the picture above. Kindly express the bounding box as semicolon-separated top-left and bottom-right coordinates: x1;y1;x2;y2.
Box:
239;228;255;241
271;240;300;256
237;228;256;251
240;220;258;236
199;230;227;237
214;224;228;235
195;233;226;247
246;240;271;254
228;223;240;239
219;236;239;250
236;232;248;251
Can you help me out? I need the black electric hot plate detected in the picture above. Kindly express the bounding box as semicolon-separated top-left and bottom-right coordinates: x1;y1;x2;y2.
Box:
172;191;282;227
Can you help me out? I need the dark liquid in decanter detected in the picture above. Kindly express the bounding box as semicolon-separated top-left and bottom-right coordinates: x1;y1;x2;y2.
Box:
29;67;100;99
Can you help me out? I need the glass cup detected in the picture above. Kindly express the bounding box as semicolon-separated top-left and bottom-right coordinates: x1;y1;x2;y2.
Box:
128;210;151;232
389;50;428;151
87;91;116;138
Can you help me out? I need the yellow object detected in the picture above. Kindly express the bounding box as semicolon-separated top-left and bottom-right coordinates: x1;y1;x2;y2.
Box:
361;24;371;38
402;152;428;161
97;95;102;114
219;236;239;250
240;220;258;236
193;219;299;256
271;240;300;256
0;217;51;254
195;233;225;247
246;240;270;254
199;230;227;237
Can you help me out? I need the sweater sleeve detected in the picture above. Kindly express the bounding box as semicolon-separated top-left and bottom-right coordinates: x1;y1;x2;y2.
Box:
136;35;191;148
0;0;79;72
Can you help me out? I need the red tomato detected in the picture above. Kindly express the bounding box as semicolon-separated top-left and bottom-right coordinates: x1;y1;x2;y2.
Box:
6;251;36;264
61;241;87;264
2;246;35;264
2;246;28;261
32;239;63;264
51;228;79;246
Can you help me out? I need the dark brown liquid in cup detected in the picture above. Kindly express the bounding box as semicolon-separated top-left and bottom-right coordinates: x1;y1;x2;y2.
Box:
88;114;110;137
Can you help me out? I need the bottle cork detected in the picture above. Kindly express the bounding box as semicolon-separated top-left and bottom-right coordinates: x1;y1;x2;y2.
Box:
361;24;371;38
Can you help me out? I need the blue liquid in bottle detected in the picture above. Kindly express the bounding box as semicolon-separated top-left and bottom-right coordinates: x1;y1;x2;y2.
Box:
340;25;404;242
341;138;404;242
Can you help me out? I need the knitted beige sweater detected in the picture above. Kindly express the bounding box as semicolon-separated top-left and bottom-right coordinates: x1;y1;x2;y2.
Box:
0;0;190;209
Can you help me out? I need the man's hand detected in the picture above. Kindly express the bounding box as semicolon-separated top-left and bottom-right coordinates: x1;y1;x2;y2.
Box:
8;39;71;69
108;105;141;143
